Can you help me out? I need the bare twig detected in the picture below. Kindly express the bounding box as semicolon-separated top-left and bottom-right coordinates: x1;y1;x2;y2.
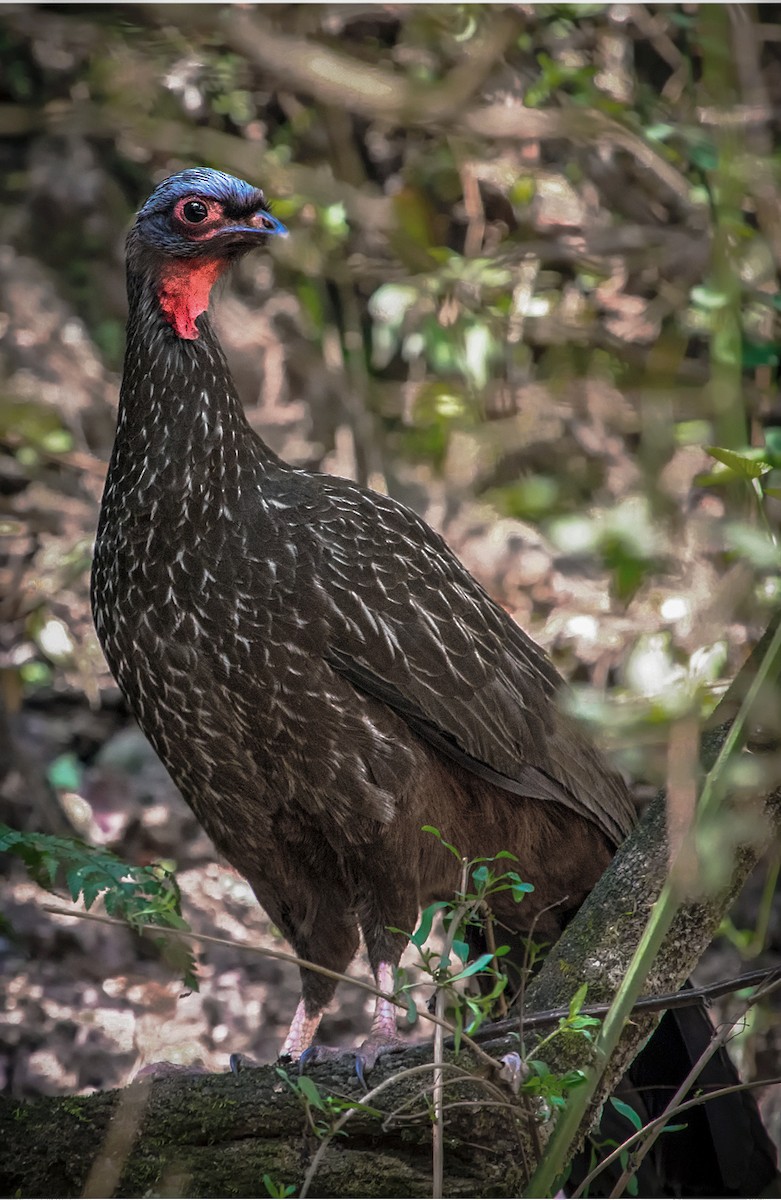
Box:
41;903;780;1043
462;106;694;210
218;9;692;214
298;1061;472;1200
40;902;500;1070
525;607;781;1197
222;8;523;127
433;855;470;1198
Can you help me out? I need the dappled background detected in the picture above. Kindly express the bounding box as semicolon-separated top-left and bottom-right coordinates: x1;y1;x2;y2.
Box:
0;0;779;1150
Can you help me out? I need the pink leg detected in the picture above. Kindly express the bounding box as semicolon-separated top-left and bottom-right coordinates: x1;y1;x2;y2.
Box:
368;962;399;1042
280;998;322;1060
355;961;406;1072
280;962;406;1075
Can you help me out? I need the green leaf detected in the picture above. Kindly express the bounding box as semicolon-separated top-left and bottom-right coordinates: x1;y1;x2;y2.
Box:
421;826;461;859
569;1014;601;1031
506;870;534;902
610;1095;644;1131
47;754;82;792
569;982;588;1018
451;938;470;963
688;140;718;171
725;522;781;569
65;866;87;903
262;1174;295;1199
644;123;675;142
0;823;198;990
741;339;780;369
411;902;449;948
449;952;494;981
296;1075;326;1111
691;284;727;309
707;446;772;479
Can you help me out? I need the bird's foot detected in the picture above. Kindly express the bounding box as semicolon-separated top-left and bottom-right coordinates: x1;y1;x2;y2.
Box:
297;1034;408;1088
354;1033;409;1083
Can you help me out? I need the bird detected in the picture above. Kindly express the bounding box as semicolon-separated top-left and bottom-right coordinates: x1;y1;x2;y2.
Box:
91;168;777;1196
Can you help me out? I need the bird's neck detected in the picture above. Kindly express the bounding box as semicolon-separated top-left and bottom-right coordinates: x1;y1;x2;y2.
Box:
106;268;280;519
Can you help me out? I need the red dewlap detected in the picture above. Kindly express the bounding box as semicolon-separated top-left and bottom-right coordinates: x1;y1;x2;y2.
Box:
157;257;226;340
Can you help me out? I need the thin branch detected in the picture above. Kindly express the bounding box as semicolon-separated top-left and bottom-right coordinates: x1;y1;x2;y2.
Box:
40;903;499;1071
571;1074;781;1199
218;10;692;213
41;903;780;1044
222;9;523;126
473;965;781;1044
298;1061;475;1200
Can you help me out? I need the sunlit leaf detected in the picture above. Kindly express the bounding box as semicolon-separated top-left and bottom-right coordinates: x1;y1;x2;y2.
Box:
296;1075;327;1111
707;446;772;479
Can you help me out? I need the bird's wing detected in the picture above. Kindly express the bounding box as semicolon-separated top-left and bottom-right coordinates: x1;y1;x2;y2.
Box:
310;478;636;848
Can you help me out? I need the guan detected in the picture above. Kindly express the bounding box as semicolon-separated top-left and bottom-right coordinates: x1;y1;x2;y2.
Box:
91;168;777;1196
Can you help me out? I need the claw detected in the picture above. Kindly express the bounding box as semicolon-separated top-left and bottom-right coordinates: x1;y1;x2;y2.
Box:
297;1045;319;1075
295;1039;398;1083
354;1054;369;1091
229;1052;263;1075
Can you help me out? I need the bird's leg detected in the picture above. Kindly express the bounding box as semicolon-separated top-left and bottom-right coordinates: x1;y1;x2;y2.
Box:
368;962;399;1042
279;997;322;1060
355;960;408;1074
231;997;323;1075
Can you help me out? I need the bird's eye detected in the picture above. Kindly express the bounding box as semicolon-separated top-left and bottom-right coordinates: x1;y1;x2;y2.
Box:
182;199;209;224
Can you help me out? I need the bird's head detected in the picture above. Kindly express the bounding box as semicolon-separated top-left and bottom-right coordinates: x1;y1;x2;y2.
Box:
128;167;287;341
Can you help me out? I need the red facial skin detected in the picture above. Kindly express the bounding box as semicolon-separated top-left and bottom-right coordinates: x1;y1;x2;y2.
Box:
157;256;227;341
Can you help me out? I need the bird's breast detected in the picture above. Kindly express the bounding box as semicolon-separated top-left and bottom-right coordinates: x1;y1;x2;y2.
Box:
91;508;416;850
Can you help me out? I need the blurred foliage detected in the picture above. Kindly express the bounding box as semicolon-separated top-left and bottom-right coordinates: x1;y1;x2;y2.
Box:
0;823;198;989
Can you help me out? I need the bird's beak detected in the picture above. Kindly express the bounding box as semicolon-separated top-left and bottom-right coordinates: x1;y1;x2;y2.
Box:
218;211;288;245
247;210;288;238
